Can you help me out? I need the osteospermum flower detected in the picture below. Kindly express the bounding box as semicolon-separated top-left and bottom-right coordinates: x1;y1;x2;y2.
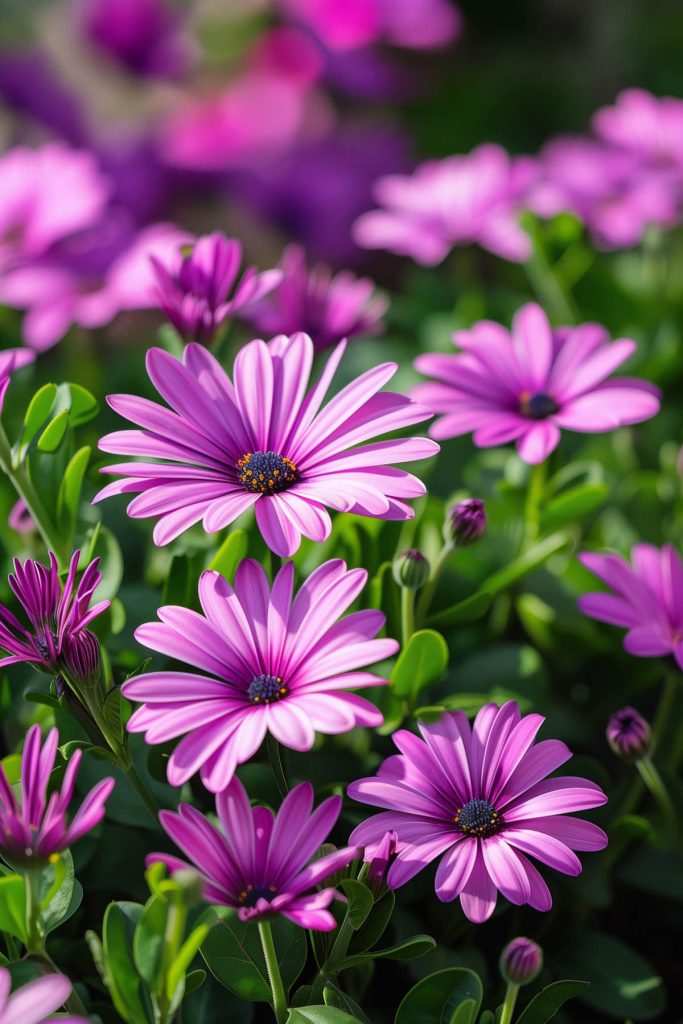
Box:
152;232;282;344
122;558;396;791
413;303;660;464
348;702;607;924
0;724;114;864
0;968;87;1024
578;544;683;669
243;244;388;350
353;145;536;265
0;551;109;673
150;777;358;930
593;88;683;171
96;332;437;555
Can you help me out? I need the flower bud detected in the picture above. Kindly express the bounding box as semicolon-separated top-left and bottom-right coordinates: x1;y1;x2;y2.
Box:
62;630;102;689
445;498;487;546
393;549;430;590
607;706;652;762
500;937;543;986
173;868;205;905
367;830;398;891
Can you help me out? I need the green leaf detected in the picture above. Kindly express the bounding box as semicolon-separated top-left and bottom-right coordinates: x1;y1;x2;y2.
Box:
184;968;207;996
200;908;307;1002
349;889;395;954
480;533;571;596
24;689;62;710
451;1000;478;1024
339;879;374;931
102;901;152;1023
208;529;248;580
556;931;665;1020
167;921;211;1004
103;687;129;745
40;850;82;936
391;629;449;701
133;894;167;991
337;934;436;971
540;482;608;531
18;383;57;454
0;754;22;785
516;980;590;1024
37;408;70;452
67;382;99;425
88;525;124;600
394;968;483;1024
323;984;370;1023
0;875;28;942
57;445;91;536
477;1013;494;1024
288;1008;363;1024
428;590;492;628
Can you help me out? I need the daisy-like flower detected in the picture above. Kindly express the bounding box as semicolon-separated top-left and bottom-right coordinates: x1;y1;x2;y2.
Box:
413;303;660;464
0;551;109;674
578;544;683;669
122;558;396;792
243;244;388;350
149;777;358;930
0;968;87;1024
592;89;683;172
151;232;282;345
348;702;608;924
0;724;114;864
96;332;437;555
353;145;536;265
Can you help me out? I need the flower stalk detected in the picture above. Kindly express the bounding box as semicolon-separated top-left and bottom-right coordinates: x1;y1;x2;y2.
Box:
258;920;288;1024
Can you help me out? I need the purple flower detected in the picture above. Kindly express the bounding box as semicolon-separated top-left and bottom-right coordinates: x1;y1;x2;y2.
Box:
606;707;652;762
149;778;358;930
528;136;679;250
447;498;487;547
0;348;35;414
499;937;543;986
77;0;195;79
353;145;536;265
0;551;110;674
8;499;36;537
152;233;282;344
122;558;397;792
279;0;461;51
0;968;87;1023
578;544;683;669
243;244;387;350
348;702;608;924
593;89;683;172
413;303;660;465
0;724;114;864
366;829;398;888
96;332;438;555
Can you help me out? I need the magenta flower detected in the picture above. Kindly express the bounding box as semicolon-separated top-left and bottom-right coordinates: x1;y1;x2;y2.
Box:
413;303;660;464
0;724;114;864
348;702;608;924
0;143;109;273
122;558;396;792
149;778;358;930
279;0;461;51
0;348;35;414
0;968;87;1024
96;332;437;555
243;244;387;350
152;232;282;345
593;89;683;172
578;544;683;669
353;145;536;265
528;136;678;250
0;551;109;674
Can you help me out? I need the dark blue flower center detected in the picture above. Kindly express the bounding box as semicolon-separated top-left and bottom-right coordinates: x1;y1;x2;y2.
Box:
519;391;558;420
247;674;288;705
237;451;298;494
238;883;278;908
454;798;500;837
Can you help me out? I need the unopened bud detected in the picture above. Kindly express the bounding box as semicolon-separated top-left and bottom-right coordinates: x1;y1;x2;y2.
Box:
367;830;398;891
393;549;430;590
62;630;101;688
445;498;487;547
500;937;543;986
607;707;652;762
173;868;205;905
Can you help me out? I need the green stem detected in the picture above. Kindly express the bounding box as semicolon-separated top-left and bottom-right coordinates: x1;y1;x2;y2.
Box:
523;462;546;549
637;755;677;832
258;921;288;1024
3;931;19;960
0;424;69;565
400;587;416;649
652;669;679;761
499;981;520;1024
123;759;161;822
28;950;90;1016
267;734;289;799
416;543;454;626
523;230;577;324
